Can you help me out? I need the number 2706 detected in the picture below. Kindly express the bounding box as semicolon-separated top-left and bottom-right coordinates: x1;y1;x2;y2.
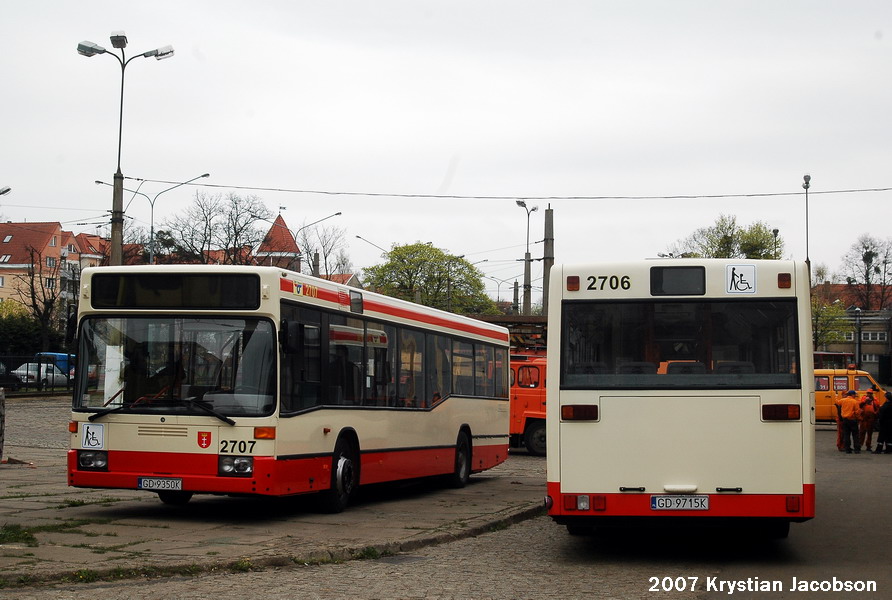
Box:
587;275;631;290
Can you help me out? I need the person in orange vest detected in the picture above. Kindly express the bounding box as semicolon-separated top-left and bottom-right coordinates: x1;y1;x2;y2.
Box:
834;394;845;452
859;389;880;452
839;390;862;454
874;391;892;454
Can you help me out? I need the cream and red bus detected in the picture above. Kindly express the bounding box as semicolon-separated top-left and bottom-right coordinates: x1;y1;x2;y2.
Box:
68;265;510;511
546;259;815;538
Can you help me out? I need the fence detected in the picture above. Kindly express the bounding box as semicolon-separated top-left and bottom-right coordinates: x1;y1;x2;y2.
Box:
0;354;75;393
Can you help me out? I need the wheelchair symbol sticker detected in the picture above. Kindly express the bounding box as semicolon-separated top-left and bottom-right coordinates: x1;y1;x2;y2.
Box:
726;264;756;294
82;423;105;449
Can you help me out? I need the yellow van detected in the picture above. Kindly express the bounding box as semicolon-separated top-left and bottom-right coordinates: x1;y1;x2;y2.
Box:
813;368;886;421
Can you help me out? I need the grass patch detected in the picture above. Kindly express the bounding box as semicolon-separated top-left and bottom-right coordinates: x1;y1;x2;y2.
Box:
0;524;37;546
230;557;255;572
353;546;392;560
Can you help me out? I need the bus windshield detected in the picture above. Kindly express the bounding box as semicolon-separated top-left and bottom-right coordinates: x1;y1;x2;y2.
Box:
76;316;276;417
561;299;800;389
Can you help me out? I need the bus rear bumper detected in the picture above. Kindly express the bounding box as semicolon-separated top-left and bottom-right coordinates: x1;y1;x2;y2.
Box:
546;481;815;522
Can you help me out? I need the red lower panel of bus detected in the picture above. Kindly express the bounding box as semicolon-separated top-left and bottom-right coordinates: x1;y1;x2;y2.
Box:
547;481;815;519
67;451;330;496
68;443;507;497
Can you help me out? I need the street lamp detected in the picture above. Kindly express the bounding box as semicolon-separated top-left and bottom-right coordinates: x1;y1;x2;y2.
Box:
854;307;862;370
97;173;209;263
802;174;811;268
0;186;11;196
78;31;174;266
772;228;779;259
355;235;388;254
515;200;538;316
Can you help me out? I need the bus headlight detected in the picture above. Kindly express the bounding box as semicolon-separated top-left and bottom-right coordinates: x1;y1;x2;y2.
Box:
78;450;108;471
218;456;254;477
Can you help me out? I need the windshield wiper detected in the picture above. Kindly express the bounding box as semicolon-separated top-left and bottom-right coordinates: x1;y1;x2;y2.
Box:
88;403;131;421
186;397;236;426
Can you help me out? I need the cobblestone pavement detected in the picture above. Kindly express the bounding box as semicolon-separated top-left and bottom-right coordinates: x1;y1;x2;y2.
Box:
9;514;712;600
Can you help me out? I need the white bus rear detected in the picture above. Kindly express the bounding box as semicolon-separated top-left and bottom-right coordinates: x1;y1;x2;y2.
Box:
545;260;814;538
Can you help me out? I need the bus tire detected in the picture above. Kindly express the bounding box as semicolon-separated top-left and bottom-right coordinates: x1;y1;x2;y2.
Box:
158;491;193;505
447;431;472;488
764;520;790;539
319;437;359;513
523;420;547;456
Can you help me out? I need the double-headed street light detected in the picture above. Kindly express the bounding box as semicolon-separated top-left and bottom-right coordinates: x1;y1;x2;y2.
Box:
96;173;209;263
515;200;538;316
78;31;174;266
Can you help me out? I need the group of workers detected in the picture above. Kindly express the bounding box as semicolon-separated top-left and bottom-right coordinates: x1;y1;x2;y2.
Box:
836;388;892;454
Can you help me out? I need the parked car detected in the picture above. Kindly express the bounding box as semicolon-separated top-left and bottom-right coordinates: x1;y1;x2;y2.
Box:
12;362;69;389
0;363;22;391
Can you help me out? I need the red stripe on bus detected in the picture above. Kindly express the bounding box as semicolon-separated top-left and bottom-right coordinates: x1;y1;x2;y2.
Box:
363;298;509;343
546;481;815;519
278;278;507;343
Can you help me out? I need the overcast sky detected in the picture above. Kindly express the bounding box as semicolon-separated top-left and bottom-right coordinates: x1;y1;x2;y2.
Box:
2;1;891;305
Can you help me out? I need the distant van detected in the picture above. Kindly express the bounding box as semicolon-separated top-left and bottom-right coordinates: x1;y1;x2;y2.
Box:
814;368;886;421
34;352;76;375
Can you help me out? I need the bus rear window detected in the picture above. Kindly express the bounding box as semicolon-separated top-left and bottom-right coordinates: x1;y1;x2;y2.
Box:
92;274;261;309
560;299;800;390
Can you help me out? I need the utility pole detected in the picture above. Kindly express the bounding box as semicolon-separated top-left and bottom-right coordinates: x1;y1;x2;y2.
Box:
542;204;554;315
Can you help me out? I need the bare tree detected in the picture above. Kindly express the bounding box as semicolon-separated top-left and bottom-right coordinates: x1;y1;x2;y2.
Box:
13;247;61;351
838;234;892;310
215;194;273;265
297;223;351;277
158;192;272;264
159;191;223;263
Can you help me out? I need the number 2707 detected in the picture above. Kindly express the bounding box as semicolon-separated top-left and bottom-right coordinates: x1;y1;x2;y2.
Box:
587;275;631;290
220;440;256;454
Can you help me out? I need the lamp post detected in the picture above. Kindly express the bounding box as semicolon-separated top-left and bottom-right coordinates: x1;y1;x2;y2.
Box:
802;174;811;269
515;200;538;316
97;173;209;263
854;307;863;370
78;32;174;266
0;186;10;196
483;274;511;306
772;228;779;259
355;235;388;254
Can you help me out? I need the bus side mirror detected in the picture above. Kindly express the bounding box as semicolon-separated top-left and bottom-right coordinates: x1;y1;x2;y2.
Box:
280;320;303;353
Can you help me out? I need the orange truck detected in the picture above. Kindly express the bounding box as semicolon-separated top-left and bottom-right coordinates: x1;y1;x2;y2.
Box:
510;353;547;455
813;368;886;421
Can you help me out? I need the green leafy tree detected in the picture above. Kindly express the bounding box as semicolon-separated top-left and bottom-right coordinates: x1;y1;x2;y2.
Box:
669;214;785;259
362;242;498;315
0;301;42;354
811;297;850;351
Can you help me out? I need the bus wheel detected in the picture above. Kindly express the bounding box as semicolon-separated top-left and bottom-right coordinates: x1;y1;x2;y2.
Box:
764;520;790;539
523;421;547;456
447;431;471;488
319;437;358;513
158;491;193;505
